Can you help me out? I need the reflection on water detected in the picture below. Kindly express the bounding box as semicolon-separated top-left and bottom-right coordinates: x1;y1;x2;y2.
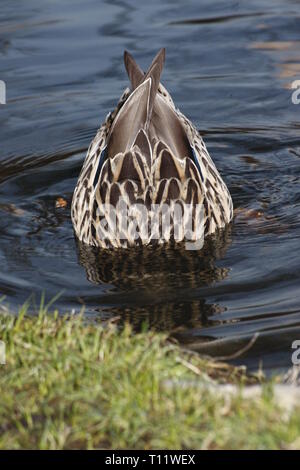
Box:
76;229;231;332
250;40;300;86
1;0;300;373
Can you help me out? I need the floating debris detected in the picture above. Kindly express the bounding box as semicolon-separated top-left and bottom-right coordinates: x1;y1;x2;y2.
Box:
234;207;264;220
55;197;67;208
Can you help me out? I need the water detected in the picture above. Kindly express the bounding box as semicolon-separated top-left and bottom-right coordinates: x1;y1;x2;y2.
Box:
1;0;300;374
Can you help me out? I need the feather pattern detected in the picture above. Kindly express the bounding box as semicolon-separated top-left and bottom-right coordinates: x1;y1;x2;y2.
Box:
72;49;233;248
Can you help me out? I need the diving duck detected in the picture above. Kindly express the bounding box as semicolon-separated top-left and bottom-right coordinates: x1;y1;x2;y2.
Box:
71;49;233;248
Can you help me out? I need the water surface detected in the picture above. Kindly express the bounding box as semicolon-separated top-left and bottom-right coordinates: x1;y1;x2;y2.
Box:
1;0;300;373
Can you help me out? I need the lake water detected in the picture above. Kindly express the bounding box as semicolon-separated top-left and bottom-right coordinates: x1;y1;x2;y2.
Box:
1;0;300;374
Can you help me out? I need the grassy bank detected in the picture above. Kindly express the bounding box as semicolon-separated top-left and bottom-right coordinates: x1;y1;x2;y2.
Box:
0;303;300;449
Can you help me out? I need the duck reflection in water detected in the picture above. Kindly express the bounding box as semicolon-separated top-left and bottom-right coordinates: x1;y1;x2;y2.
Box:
75;225;232;336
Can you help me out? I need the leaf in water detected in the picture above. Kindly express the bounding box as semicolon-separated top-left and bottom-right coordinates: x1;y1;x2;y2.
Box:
234;208;264;220
55;197;68;209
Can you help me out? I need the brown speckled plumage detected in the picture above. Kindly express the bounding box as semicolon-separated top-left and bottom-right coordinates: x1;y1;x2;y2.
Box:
72;49;233;248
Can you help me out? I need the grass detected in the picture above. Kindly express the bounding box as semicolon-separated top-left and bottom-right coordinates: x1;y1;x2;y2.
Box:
0;301;300;449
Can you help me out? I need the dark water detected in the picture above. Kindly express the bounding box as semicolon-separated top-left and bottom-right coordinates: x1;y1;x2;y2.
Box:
1;0;300;373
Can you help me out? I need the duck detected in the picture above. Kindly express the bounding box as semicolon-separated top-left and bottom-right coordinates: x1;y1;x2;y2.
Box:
71;48;233;249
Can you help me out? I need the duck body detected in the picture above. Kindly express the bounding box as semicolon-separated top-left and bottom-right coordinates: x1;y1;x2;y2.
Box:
71;49;233;248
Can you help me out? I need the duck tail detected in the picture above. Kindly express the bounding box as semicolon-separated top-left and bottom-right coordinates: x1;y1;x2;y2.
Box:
107;50;165;158
124;48;165;91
